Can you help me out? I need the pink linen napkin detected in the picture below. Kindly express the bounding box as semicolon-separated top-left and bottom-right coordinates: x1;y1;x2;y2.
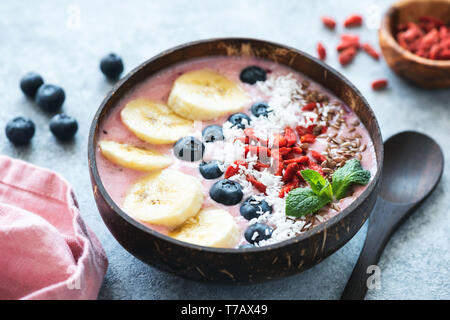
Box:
0;155;108;300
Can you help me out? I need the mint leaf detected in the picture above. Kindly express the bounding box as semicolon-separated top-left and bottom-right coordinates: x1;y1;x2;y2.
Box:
331;159;371;200
285;188;331;218
301;169;333;201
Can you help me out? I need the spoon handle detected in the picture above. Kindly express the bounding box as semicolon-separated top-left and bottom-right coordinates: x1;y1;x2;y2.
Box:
341;197;412;300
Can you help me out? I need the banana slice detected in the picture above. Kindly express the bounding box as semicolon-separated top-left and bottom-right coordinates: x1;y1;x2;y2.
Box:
169;208;240;248
121;99;194;144
99;140;171;171
168;69;248;121
123;169;203;227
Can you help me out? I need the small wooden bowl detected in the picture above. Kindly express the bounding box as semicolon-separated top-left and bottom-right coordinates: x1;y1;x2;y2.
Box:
379;0;450;88
88;38;383;283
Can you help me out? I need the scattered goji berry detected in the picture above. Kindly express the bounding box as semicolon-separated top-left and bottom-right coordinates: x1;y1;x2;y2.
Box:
344;14;363;28
321;16;336;30
317;42;327;60
339;46;358;65
272;134;287;148
337;39;360;51
371;79;388;91
361;43;380;60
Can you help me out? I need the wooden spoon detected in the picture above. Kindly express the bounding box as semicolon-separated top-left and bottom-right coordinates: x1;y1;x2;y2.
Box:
341;131;444;300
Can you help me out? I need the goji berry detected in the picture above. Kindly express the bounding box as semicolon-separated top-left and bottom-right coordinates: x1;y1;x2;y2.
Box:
284;156;310;165
284;126;297;146
341;34;360;43
361;43;380;60
371;79;388;91
224;160;247;178
278;147;292;156
272;134;287;148
337;39;360;51
254;161;271;171
301;102;317;111
321;16;336;30
311;150;327;163
283;163;299;182
317;42;327;60
344;15;363;28
279;176;300;198
291;146;303;154
246;174;267;194
339;46;358;65
300;134;317;144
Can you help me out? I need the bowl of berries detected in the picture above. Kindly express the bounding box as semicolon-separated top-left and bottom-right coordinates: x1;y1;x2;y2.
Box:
88;38;383;283
379;0;450;88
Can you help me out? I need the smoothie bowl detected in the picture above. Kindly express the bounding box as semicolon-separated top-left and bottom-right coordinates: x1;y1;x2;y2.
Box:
88;38;383;283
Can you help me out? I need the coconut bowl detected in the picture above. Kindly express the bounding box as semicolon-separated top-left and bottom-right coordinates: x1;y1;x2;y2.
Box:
379;0;450;88
88;38;383;283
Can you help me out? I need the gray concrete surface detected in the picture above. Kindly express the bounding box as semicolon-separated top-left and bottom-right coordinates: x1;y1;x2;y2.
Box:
0;0;448;300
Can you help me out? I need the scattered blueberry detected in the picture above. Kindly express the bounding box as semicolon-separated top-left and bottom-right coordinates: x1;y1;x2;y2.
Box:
202;125;224;143
36;84;65;112
173;136;204;162
20;72;44;98
228;113;251;130
5;117;35;145
251;102;272;118
240;66;267;85
100;53;124;80
199;160;223;179
244;223;273;244
49;114;78;141
240;196;273;220
239;244;255;249
209;179;243;205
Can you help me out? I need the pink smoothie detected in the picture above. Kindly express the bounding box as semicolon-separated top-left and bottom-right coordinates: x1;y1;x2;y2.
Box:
96;55;377;246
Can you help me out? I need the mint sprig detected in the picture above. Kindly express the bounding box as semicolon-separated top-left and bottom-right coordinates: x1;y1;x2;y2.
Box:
286;170;332;218
285;188;331;218
332;159;371;200
285;159;371;217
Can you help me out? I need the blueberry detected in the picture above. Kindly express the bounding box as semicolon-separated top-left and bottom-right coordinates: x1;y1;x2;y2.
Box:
239;244;255;249
209;179;243;205
20;72;44;98
244;223;273;244
240;196;273;220
199;160;223;179
251;102;272;118
202;125;224;143
5;117;35;145
100;53;124;80
228;113;251;130
49;114;78;141
173;136;204;162
36;84;65;112
240;66;267;85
